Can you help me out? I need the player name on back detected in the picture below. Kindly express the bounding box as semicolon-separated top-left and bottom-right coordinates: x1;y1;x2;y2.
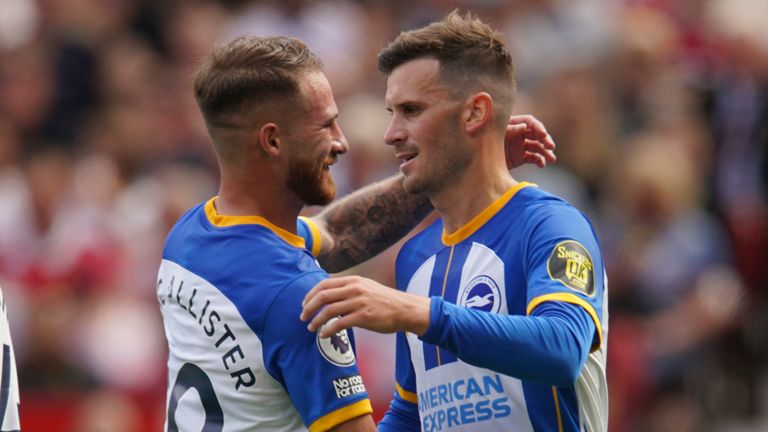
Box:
158;273;256;391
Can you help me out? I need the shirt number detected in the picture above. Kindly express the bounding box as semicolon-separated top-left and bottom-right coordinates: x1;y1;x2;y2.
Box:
167;362;224;431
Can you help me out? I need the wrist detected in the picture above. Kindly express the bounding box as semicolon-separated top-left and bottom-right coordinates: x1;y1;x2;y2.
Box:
403;293;432;336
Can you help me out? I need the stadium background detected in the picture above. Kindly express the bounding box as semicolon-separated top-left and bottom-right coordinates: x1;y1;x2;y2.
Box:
0;0;766;430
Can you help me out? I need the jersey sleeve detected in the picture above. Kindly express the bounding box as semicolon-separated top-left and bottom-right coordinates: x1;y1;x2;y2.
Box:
297;216;322;257
262;272;371;431
378;332;420;431
523;203;605;351
420;296;594;386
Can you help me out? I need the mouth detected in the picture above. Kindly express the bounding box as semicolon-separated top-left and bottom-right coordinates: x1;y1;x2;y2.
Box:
322;158;337;171
395;151;417;168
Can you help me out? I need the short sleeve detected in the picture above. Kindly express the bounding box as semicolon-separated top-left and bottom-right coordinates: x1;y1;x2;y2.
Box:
297;217;322;257
523;204;606;350
262;272;371;431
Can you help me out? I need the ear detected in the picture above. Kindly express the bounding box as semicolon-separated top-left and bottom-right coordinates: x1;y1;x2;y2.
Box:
463;92;494;135
258;122;281;157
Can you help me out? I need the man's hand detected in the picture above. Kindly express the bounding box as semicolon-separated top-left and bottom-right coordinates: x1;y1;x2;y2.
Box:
506;114;556;169
300;276;431;337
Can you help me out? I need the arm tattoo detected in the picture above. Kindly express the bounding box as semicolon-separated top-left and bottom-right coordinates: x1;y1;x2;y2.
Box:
315;175;433;273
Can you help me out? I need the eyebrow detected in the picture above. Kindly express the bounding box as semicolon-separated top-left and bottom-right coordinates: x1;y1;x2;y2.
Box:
390;100;422;110
321;112;339;125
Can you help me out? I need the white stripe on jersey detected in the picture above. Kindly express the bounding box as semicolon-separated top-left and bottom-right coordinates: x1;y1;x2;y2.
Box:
158;259;305;432
404;243;534;432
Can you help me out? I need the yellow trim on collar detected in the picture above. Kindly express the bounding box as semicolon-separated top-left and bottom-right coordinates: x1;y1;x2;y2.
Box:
299;216;323;257
308;399;372;432
396;383;418;404
526;292;603;352
204;197;306;249
442;182;534;246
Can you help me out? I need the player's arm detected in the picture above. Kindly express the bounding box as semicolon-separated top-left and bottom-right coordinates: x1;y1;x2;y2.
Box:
309;114;556;273
420;299;594;386
301;213;602;386
263;273;375;432
421;206;604;385
300;277;594;386
327;414;376;432
311;174;433;273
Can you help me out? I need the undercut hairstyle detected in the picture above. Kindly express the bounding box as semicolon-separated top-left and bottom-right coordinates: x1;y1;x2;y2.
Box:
193;35;323;129
378;10;516;130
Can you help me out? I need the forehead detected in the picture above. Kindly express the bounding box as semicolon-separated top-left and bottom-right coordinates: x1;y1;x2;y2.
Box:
297;70;337;118
385;58;447;105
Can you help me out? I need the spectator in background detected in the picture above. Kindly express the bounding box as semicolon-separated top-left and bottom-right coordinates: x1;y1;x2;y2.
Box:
0;1;766;431
602;126;746;431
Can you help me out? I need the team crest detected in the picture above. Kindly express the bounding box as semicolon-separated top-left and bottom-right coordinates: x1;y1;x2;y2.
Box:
317;317;356;367
458;275;501;313
547;240;595;296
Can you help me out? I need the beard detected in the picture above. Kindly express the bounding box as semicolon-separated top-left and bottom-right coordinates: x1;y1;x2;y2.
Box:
403;122;470;196
403;148;470;196
287;154;337;206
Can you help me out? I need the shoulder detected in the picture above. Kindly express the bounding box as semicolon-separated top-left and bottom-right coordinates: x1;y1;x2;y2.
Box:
162;205;327;322
163;201;207;253
515;187;597;239
217;248;326;323
261;271;329;341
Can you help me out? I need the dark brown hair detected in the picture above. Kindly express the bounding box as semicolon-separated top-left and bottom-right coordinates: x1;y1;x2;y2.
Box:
192;35;323;128
378;10;516;127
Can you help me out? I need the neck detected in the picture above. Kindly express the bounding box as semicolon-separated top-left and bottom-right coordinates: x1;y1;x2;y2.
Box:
215;165;303;234
430;139;517;234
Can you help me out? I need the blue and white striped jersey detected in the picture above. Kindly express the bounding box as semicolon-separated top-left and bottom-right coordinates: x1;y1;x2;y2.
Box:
157;198;371;432
381;183;608;432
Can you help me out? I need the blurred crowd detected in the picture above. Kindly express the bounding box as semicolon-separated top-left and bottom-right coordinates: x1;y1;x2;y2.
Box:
0;0;766;430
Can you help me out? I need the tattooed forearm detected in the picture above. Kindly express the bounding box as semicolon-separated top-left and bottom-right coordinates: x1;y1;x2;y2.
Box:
314;174;434;273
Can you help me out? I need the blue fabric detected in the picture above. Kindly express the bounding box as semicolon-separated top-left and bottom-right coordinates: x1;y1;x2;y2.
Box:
163;202;369;427
378;391;421;432
421;299;594;386
389;185;607;431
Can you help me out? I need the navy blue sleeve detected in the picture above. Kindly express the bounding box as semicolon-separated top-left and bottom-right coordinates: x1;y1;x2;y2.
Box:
419;297;595;386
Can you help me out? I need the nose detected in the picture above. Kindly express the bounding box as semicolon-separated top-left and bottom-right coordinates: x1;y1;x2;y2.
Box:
331;123;349;155
384;117;406;147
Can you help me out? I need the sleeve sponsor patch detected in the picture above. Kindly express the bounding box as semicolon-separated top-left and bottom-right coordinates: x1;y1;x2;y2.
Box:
333;374;366;399
547;240;595;296
316;317;356;367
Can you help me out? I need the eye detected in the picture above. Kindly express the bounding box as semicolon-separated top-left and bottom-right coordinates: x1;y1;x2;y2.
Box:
402;105;420;115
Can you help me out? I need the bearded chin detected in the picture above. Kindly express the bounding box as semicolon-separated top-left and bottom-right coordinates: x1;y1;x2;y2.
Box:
287;158;336;206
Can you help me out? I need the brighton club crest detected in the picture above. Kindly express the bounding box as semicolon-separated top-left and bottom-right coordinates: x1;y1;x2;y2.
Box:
458;275;501;313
